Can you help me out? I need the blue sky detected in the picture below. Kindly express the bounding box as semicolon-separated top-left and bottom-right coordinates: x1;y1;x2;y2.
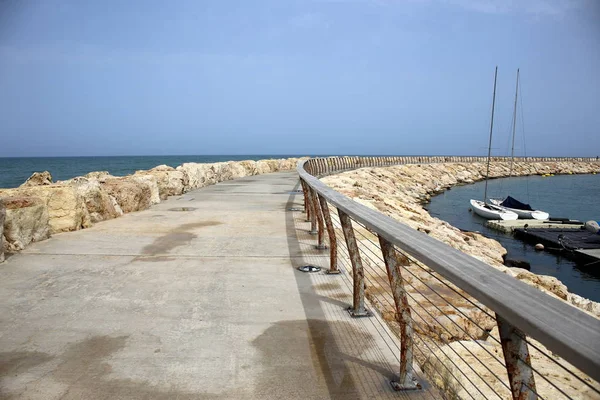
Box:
0;0;598;157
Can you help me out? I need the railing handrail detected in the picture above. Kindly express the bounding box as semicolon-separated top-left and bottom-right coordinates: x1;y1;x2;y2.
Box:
297;157;600;382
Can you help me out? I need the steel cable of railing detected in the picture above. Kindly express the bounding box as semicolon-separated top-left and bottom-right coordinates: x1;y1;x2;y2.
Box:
347;220;599;398
334;243;488;400
351;246;510;398
349;209;598;396
350;219;498;322
329;214;497;400
517;356;568;400
332;232;482;400
334;248;402;363
347;220;513;381
329;177;596;399
300;157;600;398
328;225;401;355
521;338;600;396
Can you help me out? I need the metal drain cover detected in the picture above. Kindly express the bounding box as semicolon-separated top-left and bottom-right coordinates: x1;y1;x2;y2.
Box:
168;207;196;212
297;265;321;273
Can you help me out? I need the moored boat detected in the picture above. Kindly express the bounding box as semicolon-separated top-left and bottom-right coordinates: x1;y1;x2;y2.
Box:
469;67;516;221
489;197;549;220
470;199;519;220
491;69;550;221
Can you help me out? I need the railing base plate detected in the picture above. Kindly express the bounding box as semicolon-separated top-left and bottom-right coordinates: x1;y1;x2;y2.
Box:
315;244;328;250
308;230;318;235
347;307;371;318
390;379;421;391
325;269;341;275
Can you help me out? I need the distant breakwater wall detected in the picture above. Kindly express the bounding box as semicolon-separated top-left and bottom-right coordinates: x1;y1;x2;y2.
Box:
321;160;600;317
0;158;305;261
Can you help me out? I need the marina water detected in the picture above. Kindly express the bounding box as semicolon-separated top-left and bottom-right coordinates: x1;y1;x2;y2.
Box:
428;173;600;302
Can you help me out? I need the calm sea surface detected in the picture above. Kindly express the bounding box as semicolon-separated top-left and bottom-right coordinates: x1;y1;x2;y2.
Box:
428;174;600;302
0;155;303;188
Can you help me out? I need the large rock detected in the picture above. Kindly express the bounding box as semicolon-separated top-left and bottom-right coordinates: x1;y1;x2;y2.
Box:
20;171;53;187
0;185;91;233
135;165;187;200
100;177;153;213
0;199;5;262
72;179;122;223
130;175;161;205
176;163;218;190
1;196;50;252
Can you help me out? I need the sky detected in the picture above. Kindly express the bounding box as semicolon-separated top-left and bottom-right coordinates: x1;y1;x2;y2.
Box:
0;0;599;157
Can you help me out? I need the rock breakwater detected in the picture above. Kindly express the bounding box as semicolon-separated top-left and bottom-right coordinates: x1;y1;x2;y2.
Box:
322;161;600;315
321;160;600;399
0;158;304;259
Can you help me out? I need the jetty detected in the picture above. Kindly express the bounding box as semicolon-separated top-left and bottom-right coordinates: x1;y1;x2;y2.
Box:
0;171;434;399
514;227;600;265
1;156;599;399
486;219;583;233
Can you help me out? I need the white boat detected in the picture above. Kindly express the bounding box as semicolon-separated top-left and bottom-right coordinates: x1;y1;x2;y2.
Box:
471;199;519;220
469;67;516;221
489;198;549;220
489;69;550;221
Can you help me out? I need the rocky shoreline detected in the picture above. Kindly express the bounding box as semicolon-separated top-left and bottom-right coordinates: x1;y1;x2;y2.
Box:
322;161;600;316
0;157;304;260
321;160;600;399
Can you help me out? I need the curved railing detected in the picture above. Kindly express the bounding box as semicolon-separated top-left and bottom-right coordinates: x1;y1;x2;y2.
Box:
298;156;600;399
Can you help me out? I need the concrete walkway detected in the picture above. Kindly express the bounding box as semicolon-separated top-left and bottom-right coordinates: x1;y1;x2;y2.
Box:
0;172;434;399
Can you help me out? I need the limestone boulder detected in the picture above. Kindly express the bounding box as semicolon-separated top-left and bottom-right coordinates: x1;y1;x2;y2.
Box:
130;175;161;205
0;199;5;262
72;179;122;223
20;171;53;187
208;162;229;184
1;196;50;252
277;158;298;170
85;171;111;180
0;185;90;233
177;163;218;190
213;162;250;182
255;160;275;175
568;293;600;318
236;160;259;176
100;177;153;214
135;165;187;199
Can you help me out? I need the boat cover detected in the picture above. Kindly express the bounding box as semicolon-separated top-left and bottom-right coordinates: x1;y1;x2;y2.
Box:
500;196;534;211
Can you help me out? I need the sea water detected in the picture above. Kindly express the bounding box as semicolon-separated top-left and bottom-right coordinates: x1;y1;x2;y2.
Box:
428;173;600;302
0;155;303;188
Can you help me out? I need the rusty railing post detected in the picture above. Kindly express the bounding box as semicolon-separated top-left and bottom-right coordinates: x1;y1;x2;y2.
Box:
308;186;318;235
378;236;420;391
338;209;370;317
496;315;537;400
311;187;327;249
300;179;311;222
318;194;339;274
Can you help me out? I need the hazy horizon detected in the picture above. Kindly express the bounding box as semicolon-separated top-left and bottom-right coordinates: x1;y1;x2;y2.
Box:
1;0;599;157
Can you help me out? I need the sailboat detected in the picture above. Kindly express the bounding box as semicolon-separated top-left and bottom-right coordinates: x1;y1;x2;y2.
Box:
470;67;519;221
488;69;549;220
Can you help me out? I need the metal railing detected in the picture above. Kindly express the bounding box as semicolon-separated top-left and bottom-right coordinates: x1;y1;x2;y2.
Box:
298;156;600;399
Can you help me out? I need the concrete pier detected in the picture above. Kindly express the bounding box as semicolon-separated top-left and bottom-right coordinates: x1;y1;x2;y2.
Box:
0;172;434;399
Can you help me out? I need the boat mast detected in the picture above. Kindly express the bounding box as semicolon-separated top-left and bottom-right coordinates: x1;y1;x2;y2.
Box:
509;68;520;177
483;66;498;204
